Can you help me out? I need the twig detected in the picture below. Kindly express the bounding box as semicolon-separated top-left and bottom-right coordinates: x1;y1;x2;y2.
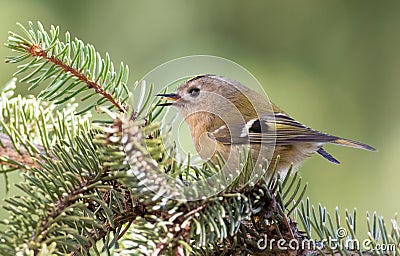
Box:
24;43;125;112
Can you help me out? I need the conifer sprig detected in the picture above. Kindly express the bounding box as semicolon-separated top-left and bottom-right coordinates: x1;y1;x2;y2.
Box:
5;21;129;113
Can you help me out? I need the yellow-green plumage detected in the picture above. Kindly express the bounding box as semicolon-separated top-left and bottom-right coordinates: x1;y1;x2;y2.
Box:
158;74;376;174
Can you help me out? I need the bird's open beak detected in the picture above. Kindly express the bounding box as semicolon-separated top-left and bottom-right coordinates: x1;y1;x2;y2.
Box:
156;93;181;106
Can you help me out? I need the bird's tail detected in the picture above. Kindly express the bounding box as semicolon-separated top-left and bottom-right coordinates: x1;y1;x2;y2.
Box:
332;138;376;151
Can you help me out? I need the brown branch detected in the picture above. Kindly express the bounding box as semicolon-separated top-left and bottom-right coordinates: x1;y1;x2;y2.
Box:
26;43;125;112
30;169;147;256
70;212;139;256
0;133;45;169
33;175;102;242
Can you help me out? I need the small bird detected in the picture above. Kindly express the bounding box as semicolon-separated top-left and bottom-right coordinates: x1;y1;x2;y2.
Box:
157;74;375;175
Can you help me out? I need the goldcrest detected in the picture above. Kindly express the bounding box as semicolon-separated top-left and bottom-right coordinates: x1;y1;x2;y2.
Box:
157;74;375;174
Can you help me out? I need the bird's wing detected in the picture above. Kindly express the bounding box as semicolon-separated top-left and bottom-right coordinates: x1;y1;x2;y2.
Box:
208;112;375;151
209;112;338;145
253;113;338;144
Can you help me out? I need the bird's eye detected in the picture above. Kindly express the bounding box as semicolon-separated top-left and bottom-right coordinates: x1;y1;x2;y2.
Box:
188;87;200;97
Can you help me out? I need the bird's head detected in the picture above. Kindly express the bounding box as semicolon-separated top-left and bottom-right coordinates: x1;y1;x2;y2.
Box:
157;74;254;117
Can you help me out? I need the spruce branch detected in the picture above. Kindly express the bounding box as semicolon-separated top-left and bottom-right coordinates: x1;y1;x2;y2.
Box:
5;21;129;113
0;79;91;173
23;43;124;112
0;133;42;169
0;118;147;255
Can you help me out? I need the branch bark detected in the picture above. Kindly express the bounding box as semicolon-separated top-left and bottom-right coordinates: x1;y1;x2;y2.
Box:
0;133;43;169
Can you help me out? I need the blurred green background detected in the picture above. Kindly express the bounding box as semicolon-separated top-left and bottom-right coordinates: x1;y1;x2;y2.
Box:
1;0;399;236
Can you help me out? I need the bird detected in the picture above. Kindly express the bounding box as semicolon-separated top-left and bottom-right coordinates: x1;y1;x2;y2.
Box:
157;74;376;176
